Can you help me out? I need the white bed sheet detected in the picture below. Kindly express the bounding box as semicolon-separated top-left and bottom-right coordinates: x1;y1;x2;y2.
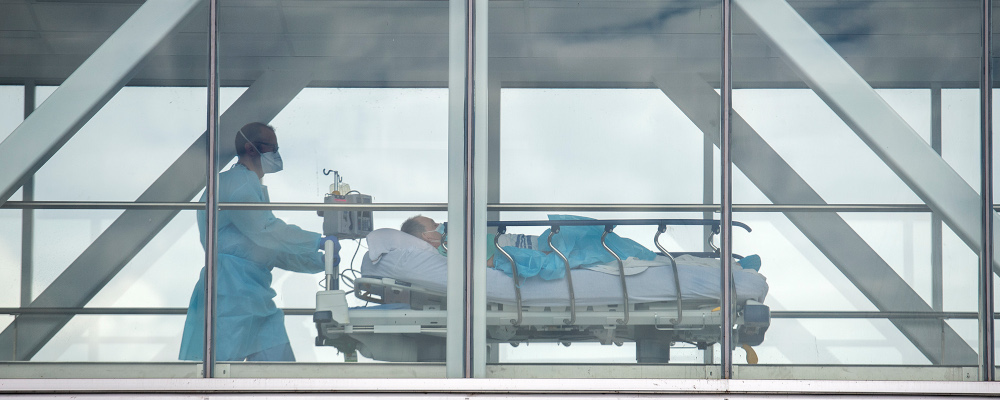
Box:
361;228;768;307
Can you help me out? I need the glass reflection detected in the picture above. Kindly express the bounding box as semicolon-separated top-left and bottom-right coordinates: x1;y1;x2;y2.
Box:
733;0;981;376
215;0;450;367
486;0;724;372
0;0;207;373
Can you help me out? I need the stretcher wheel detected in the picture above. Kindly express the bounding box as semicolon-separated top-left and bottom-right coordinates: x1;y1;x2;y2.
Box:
636;339;671;364
313;310;333;323
635;326;673;363
416;337;446;362
742;302;770;328
737;325;766;346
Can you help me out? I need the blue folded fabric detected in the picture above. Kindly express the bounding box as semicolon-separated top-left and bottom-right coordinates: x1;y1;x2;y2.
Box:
493;215;656;281
739;254;761;271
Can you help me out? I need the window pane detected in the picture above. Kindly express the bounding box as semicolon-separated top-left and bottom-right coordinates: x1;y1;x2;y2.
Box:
208;0;449;373
733;1;981;379
485;1;724;375
0;0;207;375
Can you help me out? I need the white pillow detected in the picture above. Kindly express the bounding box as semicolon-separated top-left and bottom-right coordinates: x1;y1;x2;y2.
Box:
366;228;435;261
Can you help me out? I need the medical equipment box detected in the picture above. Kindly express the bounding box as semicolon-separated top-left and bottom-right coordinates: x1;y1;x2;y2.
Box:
321;193;373;239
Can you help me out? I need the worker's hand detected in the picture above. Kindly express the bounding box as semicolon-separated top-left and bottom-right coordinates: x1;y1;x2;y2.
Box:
319;235;342;254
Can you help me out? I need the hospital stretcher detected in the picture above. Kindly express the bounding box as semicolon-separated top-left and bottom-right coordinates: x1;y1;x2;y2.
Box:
313;219;770;363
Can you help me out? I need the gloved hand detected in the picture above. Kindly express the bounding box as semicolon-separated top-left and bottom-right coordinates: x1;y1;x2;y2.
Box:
319;235;342;253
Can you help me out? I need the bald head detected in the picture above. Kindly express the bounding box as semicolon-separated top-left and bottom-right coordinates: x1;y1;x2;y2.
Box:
235;122;277;156
401;215;443;247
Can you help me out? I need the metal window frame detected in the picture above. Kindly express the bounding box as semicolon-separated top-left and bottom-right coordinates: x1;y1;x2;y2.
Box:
203;0;220;378
720;0;734;379
3;0;997;383
978;0;995;382
0;378;998;395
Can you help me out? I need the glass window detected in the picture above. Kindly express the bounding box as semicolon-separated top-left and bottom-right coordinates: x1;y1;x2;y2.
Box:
0;86;23;314
485;0;723;375
2;0;998;384
205;0;449;372
993;1;1000;375
0;0;207;374
733;1;981;378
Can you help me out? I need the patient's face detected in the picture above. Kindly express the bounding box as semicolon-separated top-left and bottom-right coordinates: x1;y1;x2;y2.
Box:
415;216;443;246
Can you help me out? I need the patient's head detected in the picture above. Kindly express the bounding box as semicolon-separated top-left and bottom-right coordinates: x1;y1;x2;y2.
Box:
401;215;443;247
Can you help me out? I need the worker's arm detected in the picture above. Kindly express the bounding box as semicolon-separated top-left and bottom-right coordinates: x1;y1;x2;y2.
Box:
226;179;322;255
275;251;324;273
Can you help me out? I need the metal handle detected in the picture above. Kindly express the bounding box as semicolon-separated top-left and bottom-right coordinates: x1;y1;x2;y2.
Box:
600;225;629;326
708;228;721;255
547;226;576;325
494;226;522;326
653;225;682;325
324;240;338;290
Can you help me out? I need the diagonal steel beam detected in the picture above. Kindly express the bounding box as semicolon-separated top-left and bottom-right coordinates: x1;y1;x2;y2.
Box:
0;0;204;207
735;0;1000;278
0;71;313;360
655;74;978;365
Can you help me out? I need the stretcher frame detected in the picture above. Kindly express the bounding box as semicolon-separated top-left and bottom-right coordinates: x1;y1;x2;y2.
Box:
314;219;769;363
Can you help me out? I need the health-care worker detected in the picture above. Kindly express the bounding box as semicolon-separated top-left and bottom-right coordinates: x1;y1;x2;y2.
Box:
179;122;339;362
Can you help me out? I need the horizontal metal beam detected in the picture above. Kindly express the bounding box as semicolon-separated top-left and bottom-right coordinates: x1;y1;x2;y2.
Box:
0;201;449;212
772;311;1000;319
5;308;997;320
0;308;310;316
2;201;981;213
2;377;1000;394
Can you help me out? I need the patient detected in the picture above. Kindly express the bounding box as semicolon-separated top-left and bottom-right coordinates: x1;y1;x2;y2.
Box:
400;216;447;250
401;215;540;267
401;214;763;282
401;214;662;280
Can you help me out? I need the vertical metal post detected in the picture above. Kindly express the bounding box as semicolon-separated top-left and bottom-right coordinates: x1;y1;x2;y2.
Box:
462;0;476;378
203;0;220;378
931;85;946;360
931;85;943;314
487;74;501;224
20;81;35;308
980;0;995;381
703;131;714;365
447;0;468;378
703;127;715;247
719;0;734;380
472;0;489;378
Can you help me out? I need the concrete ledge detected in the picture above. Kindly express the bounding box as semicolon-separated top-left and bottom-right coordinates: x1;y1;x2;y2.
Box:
1;364;1000;397
1;376;999;397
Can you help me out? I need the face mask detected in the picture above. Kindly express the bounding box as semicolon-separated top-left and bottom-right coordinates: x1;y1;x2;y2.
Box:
239;128;283;174
259;150;283;174
423;223;446;246
434;223;447;252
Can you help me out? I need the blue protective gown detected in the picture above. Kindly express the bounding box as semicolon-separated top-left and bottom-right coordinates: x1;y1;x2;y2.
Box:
179;163;323;361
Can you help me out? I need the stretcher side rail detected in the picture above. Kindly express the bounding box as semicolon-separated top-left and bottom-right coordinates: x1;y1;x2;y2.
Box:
346;275;768;339
484;219;752;330
353;276;446;310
